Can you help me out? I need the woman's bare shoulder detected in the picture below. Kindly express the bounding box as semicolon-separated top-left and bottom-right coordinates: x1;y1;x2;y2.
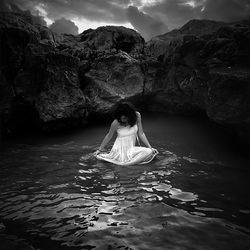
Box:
111;119;120;128
136;111;141;119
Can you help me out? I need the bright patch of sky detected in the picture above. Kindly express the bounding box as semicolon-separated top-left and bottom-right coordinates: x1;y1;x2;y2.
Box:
34;3;53;25
72;17;134;33
34;1;134;32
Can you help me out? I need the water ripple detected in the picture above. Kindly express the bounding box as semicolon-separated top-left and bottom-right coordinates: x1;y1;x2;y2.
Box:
0;143;249;249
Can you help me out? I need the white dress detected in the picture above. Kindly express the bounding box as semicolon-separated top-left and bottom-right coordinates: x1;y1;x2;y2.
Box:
96;123;158;166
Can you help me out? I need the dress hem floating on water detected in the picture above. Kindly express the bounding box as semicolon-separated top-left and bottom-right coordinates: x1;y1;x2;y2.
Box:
96;148;159;166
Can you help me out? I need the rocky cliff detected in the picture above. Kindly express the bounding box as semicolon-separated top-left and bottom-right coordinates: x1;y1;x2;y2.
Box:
145;19;250;139
0;11;249;140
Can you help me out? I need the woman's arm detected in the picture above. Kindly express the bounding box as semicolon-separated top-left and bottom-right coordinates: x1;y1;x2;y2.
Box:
95;119;118;153
136;111;152;149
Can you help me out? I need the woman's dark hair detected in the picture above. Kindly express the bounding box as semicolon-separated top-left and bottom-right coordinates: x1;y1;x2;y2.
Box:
113;101;137;127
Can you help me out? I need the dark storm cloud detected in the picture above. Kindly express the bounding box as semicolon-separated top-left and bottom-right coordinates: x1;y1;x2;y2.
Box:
1;0;250;40
201;0;250;22
0;0;12;11
126;6;169;41
142;0;250;30
0;0;46;26
50;18;79;35
1;0;129;23
141;0;203;30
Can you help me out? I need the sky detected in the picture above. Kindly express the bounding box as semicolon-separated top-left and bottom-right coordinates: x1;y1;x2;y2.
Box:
1;0;250;41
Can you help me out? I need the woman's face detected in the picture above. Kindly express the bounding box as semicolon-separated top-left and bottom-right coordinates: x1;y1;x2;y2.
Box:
120;115;128;124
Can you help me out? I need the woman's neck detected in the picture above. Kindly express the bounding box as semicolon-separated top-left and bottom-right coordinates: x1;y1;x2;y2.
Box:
120;121;129;127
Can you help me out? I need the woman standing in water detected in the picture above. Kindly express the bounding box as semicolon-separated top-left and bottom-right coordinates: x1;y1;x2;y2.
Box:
93;101;158;165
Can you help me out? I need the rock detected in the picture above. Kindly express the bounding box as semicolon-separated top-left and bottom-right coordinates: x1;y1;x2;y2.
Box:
80;50;145;119
0;11;147;134
0;234;36;250
55;25;145;64
145;19;226;60
0;11;249;140
36;25;61;44
206;69;250;137
0;12;88;134
0;12;40;84
13;42;88;132
144;19;250;139
179;19;226;37
79;26;144;55
0;222;6;232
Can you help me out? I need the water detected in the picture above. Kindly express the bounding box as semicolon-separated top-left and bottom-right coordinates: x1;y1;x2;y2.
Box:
0;114;249;250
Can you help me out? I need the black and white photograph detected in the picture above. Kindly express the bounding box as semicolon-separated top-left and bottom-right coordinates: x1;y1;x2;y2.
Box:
0;0;250;249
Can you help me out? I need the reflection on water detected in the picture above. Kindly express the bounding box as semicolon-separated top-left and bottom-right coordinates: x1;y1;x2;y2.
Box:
0;115;249;249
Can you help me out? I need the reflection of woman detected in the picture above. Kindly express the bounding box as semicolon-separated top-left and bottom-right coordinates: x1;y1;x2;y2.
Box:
93;101;158;165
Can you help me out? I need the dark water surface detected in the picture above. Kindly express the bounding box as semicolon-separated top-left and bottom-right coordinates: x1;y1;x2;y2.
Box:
0;114;249;250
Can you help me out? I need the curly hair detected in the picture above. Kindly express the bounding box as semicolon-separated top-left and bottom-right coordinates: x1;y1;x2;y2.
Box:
113;101;137;127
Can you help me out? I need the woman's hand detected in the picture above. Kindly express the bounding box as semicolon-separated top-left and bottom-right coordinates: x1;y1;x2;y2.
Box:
150;147;158;154
93;150;100;157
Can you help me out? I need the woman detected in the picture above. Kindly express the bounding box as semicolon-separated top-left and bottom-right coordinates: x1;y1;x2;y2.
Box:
93;101;158;165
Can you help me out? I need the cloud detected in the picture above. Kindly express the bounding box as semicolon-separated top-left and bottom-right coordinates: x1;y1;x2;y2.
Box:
0;0;12;11
126;5;169;41
1;0;250;41
1;0;129;23
49;18;79;35
141;0;203;30
201;0;250;22
0;0;46;26
141;0;250;31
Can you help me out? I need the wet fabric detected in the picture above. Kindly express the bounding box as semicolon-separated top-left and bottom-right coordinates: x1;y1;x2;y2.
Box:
96;124;158;165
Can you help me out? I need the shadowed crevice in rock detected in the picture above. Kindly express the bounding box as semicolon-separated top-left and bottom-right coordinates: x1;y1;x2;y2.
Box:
5;95;41;134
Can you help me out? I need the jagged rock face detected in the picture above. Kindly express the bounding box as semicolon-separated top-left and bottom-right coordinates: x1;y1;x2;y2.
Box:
0;12;39;85
145;20;250;138
0;11;249;140
0;12;147;135
80;51;145;118
18;43;87;121
78;51;167;120
55;26;145;66
79;26;145;55
55;26;147;120
0;12;88;134
206;69;250;136
145;19;226;60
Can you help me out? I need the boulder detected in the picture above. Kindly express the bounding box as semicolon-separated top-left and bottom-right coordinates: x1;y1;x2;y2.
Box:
12;42;87;132
79;26;144;55
206;69;250;137
0;12;88;134
145;19;226;60
0;11;249;140
145;19;250;139
80;50;145;119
